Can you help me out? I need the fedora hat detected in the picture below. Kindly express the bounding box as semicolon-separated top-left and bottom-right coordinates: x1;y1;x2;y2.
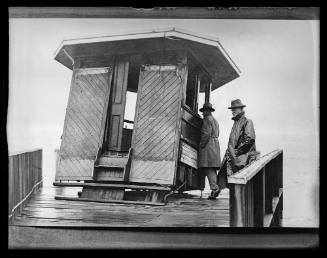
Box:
200;102;215;112
228;99;246;109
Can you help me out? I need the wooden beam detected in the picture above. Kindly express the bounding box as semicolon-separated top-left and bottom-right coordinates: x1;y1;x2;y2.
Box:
53;182;171;191
54;195;166;206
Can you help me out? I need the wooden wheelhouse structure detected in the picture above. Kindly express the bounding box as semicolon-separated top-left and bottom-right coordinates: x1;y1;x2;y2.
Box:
54;28;240;203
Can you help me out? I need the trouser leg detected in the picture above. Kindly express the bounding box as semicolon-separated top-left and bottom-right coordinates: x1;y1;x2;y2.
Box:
205;168;219;191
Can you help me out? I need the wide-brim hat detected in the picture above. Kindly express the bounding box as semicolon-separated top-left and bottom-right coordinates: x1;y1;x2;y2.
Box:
200;102;215;112
228;99;246;109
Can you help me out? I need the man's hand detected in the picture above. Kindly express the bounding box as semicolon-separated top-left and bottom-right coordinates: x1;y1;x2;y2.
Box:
227;168;233;176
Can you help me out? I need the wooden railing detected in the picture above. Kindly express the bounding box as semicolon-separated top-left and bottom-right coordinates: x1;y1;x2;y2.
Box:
228;149;283;227
8;149;42;223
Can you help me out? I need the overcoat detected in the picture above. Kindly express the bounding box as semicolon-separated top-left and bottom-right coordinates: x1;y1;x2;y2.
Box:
218;112;257;189
198;114;221;168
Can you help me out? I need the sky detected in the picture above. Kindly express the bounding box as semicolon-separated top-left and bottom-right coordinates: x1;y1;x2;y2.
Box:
8;19;319;227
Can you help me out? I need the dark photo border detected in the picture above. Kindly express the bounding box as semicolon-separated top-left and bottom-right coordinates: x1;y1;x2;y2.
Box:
4;6;321;250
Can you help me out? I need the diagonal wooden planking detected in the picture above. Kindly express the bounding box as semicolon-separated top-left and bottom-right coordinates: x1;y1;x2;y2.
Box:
129;69;182;184
57;68;110;180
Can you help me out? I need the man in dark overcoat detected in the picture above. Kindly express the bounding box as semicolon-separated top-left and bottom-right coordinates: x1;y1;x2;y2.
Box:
218;99;258;190
198;102;222;200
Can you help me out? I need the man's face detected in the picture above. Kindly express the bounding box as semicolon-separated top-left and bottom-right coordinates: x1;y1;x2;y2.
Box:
231;107;243;117
203;110;210;117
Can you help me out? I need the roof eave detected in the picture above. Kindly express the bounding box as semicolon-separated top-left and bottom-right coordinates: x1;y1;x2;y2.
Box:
54;28;241;87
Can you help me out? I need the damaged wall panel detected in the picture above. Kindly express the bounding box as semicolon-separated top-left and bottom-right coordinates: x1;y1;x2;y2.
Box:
56;67;113;180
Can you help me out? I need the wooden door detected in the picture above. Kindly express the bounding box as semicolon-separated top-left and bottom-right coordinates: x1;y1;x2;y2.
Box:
128;64;186;185
55;66;113;181
106;56;129;151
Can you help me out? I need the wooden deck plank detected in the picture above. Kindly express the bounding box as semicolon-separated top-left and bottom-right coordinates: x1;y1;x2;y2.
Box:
11;186;230;227
53;182;171;191
55;196;166;206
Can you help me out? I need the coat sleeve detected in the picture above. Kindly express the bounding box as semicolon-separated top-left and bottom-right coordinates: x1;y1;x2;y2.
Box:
199;118;211;148
235;119;256;156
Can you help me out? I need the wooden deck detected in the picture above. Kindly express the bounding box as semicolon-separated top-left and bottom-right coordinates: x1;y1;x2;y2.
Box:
11;185;230;227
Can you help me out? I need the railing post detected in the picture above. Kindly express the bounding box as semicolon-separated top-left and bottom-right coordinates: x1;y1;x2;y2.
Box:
265;162;273;214
8;156;13;223
230;182;254;227
272;157;279;197
253;167;265;227
39;149;43;184
278;152;283;220
230;184;245;227
19;154;23;214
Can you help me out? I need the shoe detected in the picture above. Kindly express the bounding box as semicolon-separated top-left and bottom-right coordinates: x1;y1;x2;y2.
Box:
207;189;221;200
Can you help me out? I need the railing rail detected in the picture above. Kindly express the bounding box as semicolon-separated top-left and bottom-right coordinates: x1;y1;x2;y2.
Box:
8;149;43;223
228;149;283;227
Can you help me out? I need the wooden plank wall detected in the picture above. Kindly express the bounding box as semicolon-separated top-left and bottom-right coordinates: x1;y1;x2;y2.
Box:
8;149;42;222
56;67;113;180
178;106;203;190
129;65;185;185
180;141;198;169
181;106;202;149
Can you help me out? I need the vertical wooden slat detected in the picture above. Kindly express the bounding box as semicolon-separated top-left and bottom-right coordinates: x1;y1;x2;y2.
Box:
22;154;26;212
279;192;283;220
253;168;265;227
16;154;19;212
8;156;13;215
13;155;16;214
265;162;273;214
230;184;247;227
272;158;279;197
39;149;43;183
13;155;16;213
278;152;283;219
244;180;254;227
279;152;283;189
22;154;26;204
19;154;23;213
27;153;30;199
249;180;255;226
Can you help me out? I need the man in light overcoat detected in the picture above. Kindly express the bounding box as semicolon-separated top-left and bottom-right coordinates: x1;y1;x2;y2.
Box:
198;102;222;200
218;99;258;190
